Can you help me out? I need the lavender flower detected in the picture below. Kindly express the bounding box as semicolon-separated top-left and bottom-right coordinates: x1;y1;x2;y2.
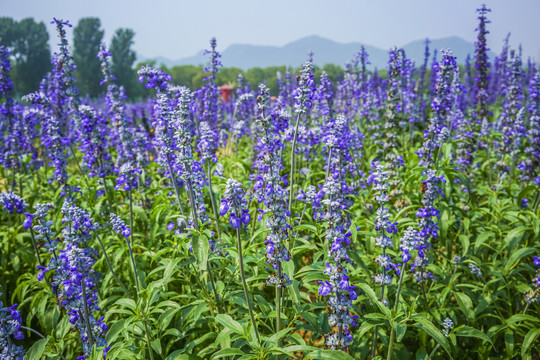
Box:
0;294;25;360
110;213;131;238
442;317;454;336
469;263;483;277
412;170;445;282
220;179;251;229
318;165;357;349
372;165;398;285
115;163;141;192
254;84;291;287
98;43;134;167
0;192;27;214
416;49;458;168
473;4;492;140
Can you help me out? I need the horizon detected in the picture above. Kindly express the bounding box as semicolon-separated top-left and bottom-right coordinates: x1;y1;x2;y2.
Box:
1;0;539;65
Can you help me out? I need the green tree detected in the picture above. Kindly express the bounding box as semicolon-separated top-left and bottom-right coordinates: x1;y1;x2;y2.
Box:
0;17;51;95
0;17;17;46
11;18;51;94
167;64;202;89
73;17;104;98
110;28;137;97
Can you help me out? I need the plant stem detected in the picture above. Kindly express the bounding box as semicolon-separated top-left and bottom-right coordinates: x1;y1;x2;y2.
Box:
143;318;155;360
166;159;186;216
387;262;407;360
236;227;260;342
29;228;42;267
93;230;129;294
427;344;441;359
129;189;134;248
186;179;219;305
81;280;95;347
69;144;89;187
288;113;302;223
125;234;140;295
207;161;222;240
276;263;283;344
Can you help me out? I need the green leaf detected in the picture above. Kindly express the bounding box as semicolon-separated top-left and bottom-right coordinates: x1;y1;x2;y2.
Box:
412;315;452;357
474;232;494;253
116;298;137;311
504;247;536;273
357;283;391;318
106;319;126;343
453;292;474;320
192;234;209;271
151;338;162;355
455;326;493;346
211;348;246;359
396;322;407;342
506;314;540;325
215;314;244;335
165;351;203;360
521;328;540;357
305;349;354;360
24;337;49;360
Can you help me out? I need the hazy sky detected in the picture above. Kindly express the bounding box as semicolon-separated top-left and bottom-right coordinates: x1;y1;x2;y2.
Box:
2;0;539;63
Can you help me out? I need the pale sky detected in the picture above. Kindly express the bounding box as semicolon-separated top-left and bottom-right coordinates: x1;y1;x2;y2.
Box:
2;0;539;63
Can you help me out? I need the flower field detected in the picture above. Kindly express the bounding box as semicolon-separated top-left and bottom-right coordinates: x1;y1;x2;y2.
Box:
1;6;539;360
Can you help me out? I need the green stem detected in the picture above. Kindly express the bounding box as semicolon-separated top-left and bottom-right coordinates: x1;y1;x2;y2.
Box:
276;262;283;345
387;263;407;360
81;280;95;347
166;158;186;216
207;161;222;240
237;227;260;342
288;112;302;223
29;228;42;267
69;144;89;187
143;318;155;360
93;230;129;294
427;344;441;359
125;233;140;295
186;179;219;304
129;189;134;248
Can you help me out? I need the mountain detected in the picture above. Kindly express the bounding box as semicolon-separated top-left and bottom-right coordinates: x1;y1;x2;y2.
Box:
139;35;495;70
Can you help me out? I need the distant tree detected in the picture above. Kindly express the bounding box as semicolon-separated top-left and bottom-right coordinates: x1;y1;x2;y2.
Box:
110;28;137;97
245;67;266;89
216;67;244;86
167;64;202;89
0;17;17;46
0;17;50;95
73;17;104;98
11;18;51;94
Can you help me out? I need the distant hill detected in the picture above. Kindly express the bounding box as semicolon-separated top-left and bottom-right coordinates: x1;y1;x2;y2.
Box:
138;35;496;70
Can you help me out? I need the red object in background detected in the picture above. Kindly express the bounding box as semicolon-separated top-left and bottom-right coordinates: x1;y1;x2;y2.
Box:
220;84;233;102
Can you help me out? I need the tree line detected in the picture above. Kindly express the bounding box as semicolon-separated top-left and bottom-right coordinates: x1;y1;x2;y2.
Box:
1;16;351;99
